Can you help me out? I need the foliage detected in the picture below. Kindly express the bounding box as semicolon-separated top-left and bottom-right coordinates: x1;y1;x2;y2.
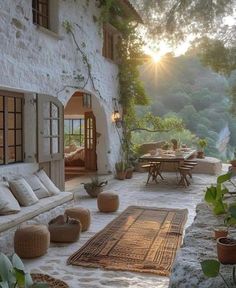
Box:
98;1;186;163
201;259;235;288
198;138;208;151
204;173;232;215
115;161;126;172
0;253;47;288
139;53;236;160
83;176;107;189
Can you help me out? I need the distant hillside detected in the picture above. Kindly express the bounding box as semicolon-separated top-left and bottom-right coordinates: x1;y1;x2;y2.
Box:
136;53;236;160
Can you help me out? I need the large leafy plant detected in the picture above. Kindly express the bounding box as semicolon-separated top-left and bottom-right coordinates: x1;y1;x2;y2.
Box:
204;173;232;215
0;253;47;288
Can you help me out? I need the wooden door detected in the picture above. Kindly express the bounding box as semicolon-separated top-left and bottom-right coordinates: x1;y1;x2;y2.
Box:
37;94;65;190
84;111;97;170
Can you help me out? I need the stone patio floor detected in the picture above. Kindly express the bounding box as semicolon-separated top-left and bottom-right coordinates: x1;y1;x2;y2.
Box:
24;172;219;288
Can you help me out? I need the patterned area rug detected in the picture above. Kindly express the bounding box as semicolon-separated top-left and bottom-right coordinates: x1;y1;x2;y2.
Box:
68;206;188;276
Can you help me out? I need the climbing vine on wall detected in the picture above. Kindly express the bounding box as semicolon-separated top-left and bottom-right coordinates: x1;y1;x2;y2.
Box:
98;0;183;161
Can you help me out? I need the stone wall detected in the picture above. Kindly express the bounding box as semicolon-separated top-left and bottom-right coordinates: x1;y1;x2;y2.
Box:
169;202;235;288
0;0;121;174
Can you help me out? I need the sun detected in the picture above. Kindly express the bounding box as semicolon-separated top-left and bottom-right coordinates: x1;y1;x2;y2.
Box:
152;53;162;63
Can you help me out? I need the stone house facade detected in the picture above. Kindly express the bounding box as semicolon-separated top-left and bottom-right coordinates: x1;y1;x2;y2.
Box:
0;0;140;187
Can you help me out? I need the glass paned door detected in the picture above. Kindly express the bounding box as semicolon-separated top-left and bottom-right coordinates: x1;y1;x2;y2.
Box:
37;94;63;162
84;111;97;170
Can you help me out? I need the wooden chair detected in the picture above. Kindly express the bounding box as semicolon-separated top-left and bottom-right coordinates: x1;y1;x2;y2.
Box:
141;162;163;185
183;161;198;179
178;166;191;187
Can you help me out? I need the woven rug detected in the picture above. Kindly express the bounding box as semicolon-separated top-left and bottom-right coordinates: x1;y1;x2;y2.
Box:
68;206;188;276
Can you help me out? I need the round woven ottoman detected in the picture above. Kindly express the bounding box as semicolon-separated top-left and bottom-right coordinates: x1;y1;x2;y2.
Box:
97;192;119;213
65;207;91;232
14;225;50;259
49;215;81;243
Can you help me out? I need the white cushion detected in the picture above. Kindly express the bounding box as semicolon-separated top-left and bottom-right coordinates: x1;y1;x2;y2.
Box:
24;175;51;199
9;178;39;206
35;169;60;195
0;182;21;215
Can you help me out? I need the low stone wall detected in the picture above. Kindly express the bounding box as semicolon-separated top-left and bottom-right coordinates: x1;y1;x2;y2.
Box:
0;200;74;255
169;202;235;288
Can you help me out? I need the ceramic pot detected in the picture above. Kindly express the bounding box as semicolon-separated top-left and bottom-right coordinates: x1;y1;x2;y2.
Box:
84;185;103;198
230;159;236;167
126;168;133;179
116;171;127;180
197;151;205;159
217;237;236;264
214;229;228;240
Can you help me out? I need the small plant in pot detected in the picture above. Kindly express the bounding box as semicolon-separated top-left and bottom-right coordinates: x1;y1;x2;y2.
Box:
125;162;134;179
217;204;236;265
197;138;207;158
83;176;107;198
115;161;127;180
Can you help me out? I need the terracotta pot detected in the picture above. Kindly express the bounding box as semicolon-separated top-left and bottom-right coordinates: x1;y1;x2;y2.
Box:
217;237;236;264
126;168;133;179
116;171;127;180
214;229;228;240
230;159;236;167
197;151;205;159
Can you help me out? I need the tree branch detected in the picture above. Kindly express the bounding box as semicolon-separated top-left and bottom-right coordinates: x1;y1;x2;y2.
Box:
130;127;173;133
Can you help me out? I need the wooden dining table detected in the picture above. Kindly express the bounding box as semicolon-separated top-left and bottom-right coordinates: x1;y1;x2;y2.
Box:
139;149;196;182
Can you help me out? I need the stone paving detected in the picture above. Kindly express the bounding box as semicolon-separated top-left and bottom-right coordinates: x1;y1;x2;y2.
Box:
24;172;218;288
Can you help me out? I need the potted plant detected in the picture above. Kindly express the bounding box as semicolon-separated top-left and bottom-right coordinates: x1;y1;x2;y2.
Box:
115;161;127;180
204;172;232;215
217;204;236;265
83;176;107;198
0;252;48;287
125;162;134;179
197;138;207;158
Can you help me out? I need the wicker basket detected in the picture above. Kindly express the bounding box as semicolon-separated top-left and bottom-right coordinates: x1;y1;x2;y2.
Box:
31;273;69;288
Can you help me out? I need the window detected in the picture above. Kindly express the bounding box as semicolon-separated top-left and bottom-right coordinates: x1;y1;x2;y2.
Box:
32;0;49;29
82;94;92;109
32;0;58;32
0;92;24;165
64;119;84;147
103;25;116;61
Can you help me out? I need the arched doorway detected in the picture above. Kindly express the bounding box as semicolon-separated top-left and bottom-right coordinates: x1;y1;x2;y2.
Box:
64;91;97;180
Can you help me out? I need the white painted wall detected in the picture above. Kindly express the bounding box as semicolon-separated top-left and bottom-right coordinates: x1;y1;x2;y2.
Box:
0;0;122;174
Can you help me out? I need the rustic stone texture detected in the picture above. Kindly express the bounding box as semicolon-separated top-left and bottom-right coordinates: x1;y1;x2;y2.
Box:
0;0;121;174
169;202;236;288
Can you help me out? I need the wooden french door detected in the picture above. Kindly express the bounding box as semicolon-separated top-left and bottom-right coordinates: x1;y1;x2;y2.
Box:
84;111;97;170
37;94;65;190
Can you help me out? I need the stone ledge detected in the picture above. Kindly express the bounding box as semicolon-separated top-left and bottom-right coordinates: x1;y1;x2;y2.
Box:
169;202;234;288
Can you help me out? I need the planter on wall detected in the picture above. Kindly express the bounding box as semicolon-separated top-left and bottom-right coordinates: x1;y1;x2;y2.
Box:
217;237;236;264
197;151;205;159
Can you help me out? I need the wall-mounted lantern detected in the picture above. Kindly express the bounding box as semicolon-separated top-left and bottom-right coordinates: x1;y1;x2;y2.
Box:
112;98;122;128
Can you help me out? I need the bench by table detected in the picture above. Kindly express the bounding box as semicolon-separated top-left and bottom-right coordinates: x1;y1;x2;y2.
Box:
191;157;222;175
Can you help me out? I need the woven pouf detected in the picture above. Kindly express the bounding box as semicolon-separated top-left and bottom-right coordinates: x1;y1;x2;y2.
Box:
97;192;119;213
65;207;91;232
14;225;50;259
49;215;81;243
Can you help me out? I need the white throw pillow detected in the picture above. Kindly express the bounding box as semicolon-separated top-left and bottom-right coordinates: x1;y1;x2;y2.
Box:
9;178;39;206
35;169;60;195
24;175;51;199
0;182;21;214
